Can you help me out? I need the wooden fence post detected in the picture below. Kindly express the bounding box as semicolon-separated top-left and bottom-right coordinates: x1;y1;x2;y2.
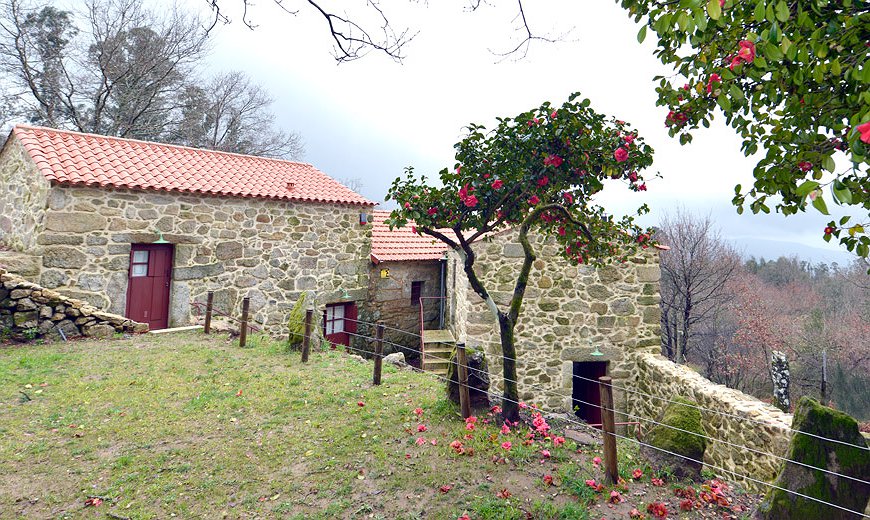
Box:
239;297;250;348
301;309;313;363
599;376;619;485
204;291;213;334
373;323;384;385
456;343;471;419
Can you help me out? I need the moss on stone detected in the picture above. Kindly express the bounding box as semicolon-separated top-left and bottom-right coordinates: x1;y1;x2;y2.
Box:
646;397;707;462
757;396;870;520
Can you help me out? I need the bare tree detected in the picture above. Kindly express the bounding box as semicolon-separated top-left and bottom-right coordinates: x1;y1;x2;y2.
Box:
0;0;303;158
205;1;555;62
657;209;740;364
172;71;304;159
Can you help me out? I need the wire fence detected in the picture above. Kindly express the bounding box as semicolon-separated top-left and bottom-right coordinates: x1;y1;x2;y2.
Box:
271;311;870;517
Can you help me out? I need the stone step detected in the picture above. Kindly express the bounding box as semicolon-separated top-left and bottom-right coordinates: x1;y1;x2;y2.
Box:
149;325;203;335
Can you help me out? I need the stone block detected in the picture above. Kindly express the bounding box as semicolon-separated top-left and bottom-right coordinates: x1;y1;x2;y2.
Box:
503;243;524;258
82;323;115;338
37;234;83;245
637;265;661;283
173;263;225;281
13;311;38;328
16;298;37;311
42;247;87;269
44;212;106;232
215;241;243;260
77;273;105;292
586;284;612;299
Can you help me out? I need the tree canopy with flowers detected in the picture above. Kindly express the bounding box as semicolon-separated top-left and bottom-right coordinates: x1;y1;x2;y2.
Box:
386;94;655;421
621;0;870;257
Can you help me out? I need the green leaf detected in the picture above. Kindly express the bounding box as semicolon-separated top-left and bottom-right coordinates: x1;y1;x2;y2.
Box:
754;1;766;22
812;195;830;215
822;155;835;173
763;42;783;61
677;12;689;31
637;25;647;43
775;0;789;22
795;180;819;197
832;181;853;204
717;94;731;111
695;11;708;31
768;22;780;43
706;0;721;20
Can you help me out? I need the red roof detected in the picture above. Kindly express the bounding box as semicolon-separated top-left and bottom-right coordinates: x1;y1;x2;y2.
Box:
10;125;373;206
370;210;450;263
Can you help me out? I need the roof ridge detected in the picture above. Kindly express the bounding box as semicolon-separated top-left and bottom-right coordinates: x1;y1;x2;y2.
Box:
13;124;317;168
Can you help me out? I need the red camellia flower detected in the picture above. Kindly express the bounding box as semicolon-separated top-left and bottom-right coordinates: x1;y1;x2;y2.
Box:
553;436;565;446
562;192;574;204
680;498;694;511
427;207;437;216
798;161;813;172
496;488;512;499
357;401;365;407
491;179;504;190
628;171;638;183
463;195;478;208
403;202;411;209
543;154;564;168
632;468;643;479
501;441;512;450
528;195;540;205
647;501;668;519
857;121;870;144
417;424;427;432
738;40;756;62
614;148;629;162
638;183;648;191
537;176;549;187
824;226;835;235
439;484;452;493
543;474;554;486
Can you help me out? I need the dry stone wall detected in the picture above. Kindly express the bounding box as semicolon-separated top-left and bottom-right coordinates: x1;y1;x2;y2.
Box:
0;268;146;340
627;352;793;490
0;137;50;252
30;185;372;334
447;228;662;414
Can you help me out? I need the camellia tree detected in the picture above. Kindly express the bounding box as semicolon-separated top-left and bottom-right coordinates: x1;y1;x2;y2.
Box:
619;0;870;257
386;94;655;421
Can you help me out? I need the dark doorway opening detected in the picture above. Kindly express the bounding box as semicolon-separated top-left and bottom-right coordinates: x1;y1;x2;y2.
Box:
126;243;173;330
572;361;609;426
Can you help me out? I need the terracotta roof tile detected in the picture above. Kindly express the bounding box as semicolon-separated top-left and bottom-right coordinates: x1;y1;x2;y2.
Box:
10;125;373;206
370;210;450;263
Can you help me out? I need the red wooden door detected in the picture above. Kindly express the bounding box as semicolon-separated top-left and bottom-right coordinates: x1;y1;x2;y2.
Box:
572;361;609;426
323;302;357;347
126;244;173;330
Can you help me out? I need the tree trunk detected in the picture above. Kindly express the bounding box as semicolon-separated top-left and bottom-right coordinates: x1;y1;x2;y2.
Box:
498;313;520;423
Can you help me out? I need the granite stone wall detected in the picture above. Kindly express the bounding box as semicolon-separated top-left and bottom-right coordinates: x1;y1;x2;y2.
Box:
30;185;372;333
0;137;50;252
627;351;793;490
0;268;147;341
446;228;662;415
365;260;443;358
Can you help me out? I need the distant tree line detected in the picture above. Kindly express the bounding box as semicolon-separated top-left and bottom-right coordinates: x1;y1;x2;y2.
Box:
659;211;869;420
0;0;304;159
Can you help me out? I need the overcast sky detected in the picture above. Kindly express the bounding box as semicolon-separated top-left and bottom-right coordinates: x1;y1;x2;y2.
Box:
190;2;853;264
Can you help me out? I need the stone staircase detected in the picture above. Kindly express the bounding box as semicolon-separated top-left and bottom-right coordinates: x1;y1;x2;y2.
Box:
421;329;455;376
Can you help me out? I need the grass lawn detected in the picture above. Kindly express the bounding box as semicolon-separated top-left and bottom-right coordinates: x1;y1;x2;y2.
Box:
0;332;756;519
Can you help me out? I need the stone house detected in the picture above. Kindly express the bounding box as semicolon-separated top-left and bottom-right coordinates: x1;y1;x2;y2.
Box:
0;125;375;337
366;210;448;363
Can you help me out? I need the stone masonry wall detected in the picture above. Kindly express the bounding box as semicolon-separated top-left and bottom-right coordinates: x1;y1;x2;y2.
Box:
365;260;443;359
0;136;51;252
33;185;372;334
627;351;792;490
1;268;147;341
447;228;662;416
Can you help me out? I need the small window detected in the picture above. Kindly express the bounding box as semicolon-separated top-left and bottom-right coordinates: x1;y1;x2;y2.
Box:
411;281;424;306
324;304;345;335
131;250;149;277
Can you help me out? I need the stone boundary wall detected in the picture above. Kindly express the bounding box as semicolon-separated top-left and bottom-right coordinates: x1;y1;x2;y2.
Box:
626;351;793;490
0;268;147;341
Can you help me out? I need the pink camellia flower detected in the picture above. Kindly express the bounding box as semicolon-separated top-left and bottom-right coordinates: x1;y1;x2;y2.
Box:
501;424;511;435
562;192;574;204
466;416;477;424
543;154;564;168
624;133;636;144
592;456;602;466
541;449;551;458
404;202;411;209
632;468;644;480
501;441;512;450
543;474;554;486
857;121;870;144
550;110;558;119
585;479;598;488
415;437;426;446
553;436;565;447
719;0;725;7
537;176;549;187
527;118;540;127
628;171;638;183
638;183;648;191
357;401;365;407
417;424;428;432
798;161;813;172
458;514;470;520
427;207;437;216
431;439;438;446
519;402;528;409
528;195;540;205
491;179;504;190
651;477;665;486
491;405;502;414
614;147;629;162
737;40;756;62
465;422;475;431
463;195;478;208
